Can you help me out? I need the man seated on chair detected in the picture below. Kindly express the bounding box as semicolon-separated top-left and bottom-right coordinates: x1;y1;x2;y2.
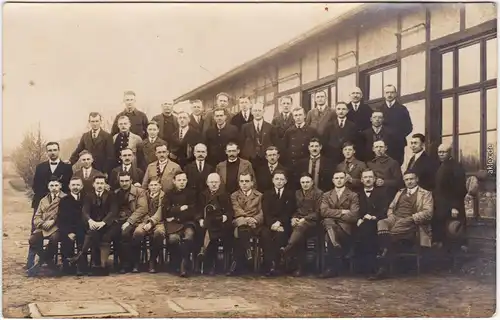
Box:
261;170;296;276
319;171;360;278
227;172;264;276
27;176;66;277
73;151;104;195
281;172;323;277
197;172;234;275
57;176;86;275
354;169;389;277
371;170;433;280
163;170;198;277
129;178;165;273
69;175;118;275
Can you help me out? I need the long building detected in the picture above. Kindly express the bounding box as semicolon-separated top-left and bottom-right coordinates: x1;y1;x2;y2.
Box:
175;2;497;177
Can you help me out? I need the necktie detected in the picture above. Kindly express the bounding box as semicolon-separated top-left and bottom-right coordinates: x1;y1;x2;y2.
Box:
198;161;203;172
84;169;89;179
407;155;416;169
244;112;248;121
340;119;344;128
92;130;97;139
50;161;57;165
179;128;184;140
269;165;274;173
96;193;102;206
256;122;261;133
311;158;318;186
49;195;53;204
277;189;281;199
365;190;372;197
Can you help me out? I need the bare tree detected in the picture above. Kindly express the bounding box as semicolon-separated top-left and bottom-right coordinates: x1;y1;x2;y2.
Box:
11;124;47;192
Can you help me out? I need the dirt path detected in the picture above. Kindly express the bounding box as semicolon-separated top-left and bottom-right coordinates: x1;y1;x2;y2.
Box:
2;174;496;317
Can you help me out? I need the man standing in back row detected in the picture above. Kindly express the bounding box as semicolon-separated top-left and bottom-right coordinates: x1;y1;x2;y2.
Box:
111;91;149;139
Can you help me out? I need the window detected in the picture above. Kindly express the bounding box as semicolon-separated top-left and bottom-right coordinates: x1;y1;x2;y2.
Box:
366;65;398;100
403;100;426;164
458;43;481;86
302;82;336;113
441;52;454;90
263;104;275;123
487;38;497;80
337;74;356;103
401;51;426;95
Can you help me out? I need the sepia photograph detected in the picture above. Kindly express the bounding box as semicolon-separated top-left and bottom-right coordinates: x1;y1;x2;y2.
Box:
2;1;497;318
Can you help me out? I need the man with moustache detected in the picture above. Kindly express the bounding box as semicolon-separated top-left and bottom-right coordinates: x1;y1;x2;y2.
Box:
282;107;318;167
202;92;234;135
152;101;179;142
255;146;287;193
197;173;234;275
405;134;438;192
136;121;167;171
70;112;115;176
189;99;205;134
230;96;254;131
169;111;201;168
322;102;359;163
240;102;278;170
142;144;181;193
109;148;144;190
336;142;367;193
205;107;239;166
306;90;335;137
215;142;255;195
111;91;149;139
272;95;295;144
361;110;397;161
112;116;143;167
378;85;413;165
57;176;87;275
293;138;334;192
73;151;104;194
367;140;404;201
184;143;214;192
346;87;372;133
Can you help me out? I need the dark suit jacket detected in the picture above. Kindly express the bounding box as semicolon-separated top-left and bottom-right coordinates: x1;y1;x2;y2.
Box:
347;102;373;132
109;164;145;191
293;156;334;192
357;187;389;221
434;158;467;220
240;121;277;160
322;119;359;162
70;130;115;174
169;127;202;168
204;123;239;166
255;163;288;193
271;112;295;140
361;126;398;161
320;188;360;235
73;168;104;195
111;109;149;139
198;188;234;239
408;151;439;191
151;113;179;142
31;161;73;209
184;160;215;192
230;111;254;131
136;137;167;171
163;187;198;233
189;114;205;134
262;188;296;229
336;158;368;192
82;190;118;225
57;193;85;235
282;125;318;166
378;101;413;147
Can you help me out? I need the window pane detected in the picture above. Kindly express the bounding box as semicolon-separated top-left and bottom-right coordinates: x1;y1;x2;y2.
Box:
337;73;356;103
487;88;497;130
458;132;481;172
401;51;426;95
369;72;383;100
459;43;481;86
383;67;398;89
487;38;498;80
263;104;275;123
486;130;497;175
404;100;426;164
458;91;481;133
442;51;454;90
442;97;454;135
442;135;453;147
330;85;337;106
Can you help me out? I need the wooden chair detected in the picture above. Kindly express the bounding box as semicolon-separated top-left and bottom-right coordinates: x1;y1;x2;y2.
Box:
389;230;422;276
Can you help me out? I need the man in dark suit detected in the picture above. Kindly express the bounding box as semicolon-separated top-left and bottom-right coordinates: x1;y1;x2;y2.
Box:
319;171;360;278
255;146;287;193
405;134;438;192
73;151;104;194
57;176;86;275
378;85;413;165
169;111;202;168
136;121;167;171
272;95;295;143
189;99;205;135
361;110;397;161
322;102;359;163
433;143;468;249
293;138;334;192
336;142;367;193
185;143;215;192
109;148;145;190
230;96;254;132
111;91;149;139
27;141;73;269
367;140;404;201
347;87;372;133
240;102;278;169
261;170;296;276
70;112;115;176
282;107;318;167
204;107;239;166
151;101;179;142
202;92;234;137
354;169;389;276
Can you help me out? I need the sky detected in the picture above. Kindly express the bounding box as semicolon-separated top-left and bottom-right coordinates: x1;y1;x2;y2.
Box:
3;2;360;152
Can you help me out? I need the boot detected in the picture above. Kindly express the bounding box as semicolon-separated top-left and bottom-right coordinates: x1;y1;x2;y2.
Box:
226;260;239;276
265;261;277;277
67;251;82;265
149;259;157;273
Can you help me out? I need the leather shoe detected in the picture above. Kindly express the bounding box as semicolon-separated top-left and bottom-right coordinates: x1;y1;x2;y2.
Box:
368;267;387;280
132;266;140;273
318;269;337;279
180;259;188;277
226;260;238;276
293;267;303;277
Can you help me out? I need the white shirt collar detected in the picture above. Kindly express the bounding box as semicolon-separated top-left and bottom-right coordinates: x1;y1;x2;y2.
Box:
217;122;226;130
386;100;395;108
373;126;382;134
71;192;79;200
296;123;305;129
96;191;103;197
338;117;346;125
269;162;277;169
149;137;157;143
407;186;418;195
228;158;238;163
275;187;283;196
335;187;346;196
150;192;159;198
123;164;132;170
51;192;60;200
158;159;168;166
244;189;252;197
317;105;326;112
282;112;290;118
413;149;425;162
91;128;100;135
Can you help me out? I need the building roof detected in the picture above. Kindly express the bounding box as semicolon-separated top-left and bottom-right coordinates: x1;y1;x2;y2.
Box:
174;3;373;103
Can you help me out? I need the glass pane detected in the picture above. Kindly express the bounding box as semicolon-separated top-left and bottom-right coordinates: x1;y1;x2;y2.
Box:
487;88;497;130
337;73;356;103
330;85;337;107
404;100;426;163
458;133;481;172
383;67;398;89
458;91;481;134
442;97;454;135
487;38;497;80
263;104;275;123
459;43;481;86
369;72;383;100
486;130;497;175
442;51;454;90
442;135;453;147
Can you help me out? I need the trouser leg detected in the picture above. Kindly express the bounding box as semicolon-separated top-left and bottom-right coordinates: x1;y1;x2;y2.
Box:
151;225;166;263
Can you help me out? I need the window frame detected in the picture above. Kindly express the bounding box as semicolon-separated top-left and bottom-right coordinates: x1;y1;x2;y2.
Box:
362;62;400;104
301;81;336;113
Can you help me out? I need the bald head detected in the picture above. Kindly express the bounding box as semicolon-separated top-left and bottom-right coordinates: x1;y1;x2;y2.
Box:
206;173;221;192
350;87;363;103
437;143;452;162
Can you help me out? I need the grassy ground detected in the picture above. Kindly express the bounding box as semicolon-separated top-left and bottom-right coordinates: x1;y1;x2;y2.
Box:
2;160;496;318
